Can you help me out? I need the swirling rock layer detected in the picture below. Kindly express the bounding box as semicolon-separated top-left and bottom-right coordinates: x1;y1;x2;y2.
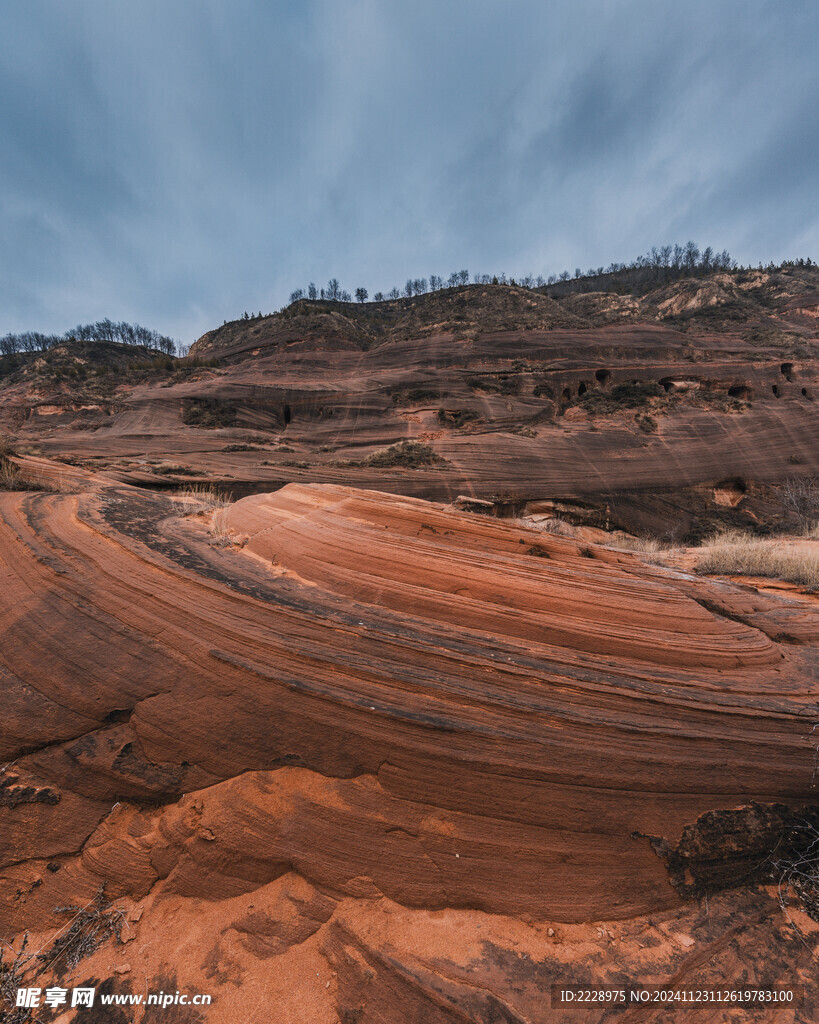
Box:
1;476;818;1020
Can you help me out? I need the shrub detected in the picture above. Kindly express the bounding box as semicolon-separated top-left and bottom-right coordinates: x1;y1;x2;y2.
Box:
580;380;665;413
636;413;658;433
363;441;445;468
467;375;520;395
771;818;819;922
182;398;236;428
779;476;819;532
437;408;479;428
390;387;441;406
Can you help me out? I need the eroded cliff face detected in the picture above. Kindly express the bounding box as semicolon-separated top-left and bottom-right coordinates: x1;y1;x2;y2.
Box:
1;273;818;540
1;475;817;1022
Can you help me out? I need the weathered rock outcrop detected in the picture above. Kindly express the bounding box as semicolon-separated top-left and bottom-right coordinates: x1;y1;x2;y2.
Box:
1;478;817;1020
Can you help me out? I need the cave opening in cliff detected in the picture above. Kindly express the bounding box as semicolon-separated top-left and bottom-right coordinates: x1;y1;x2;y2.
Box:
283;404;292;424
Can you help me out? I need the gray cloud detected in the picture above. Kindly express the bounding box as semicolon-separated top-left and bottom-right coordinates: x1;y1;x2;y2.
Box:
1;0;817;344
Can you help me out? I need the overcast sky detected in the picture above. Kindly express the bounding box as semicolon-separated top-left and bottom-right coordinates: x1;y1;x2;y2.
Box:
2;0;817;344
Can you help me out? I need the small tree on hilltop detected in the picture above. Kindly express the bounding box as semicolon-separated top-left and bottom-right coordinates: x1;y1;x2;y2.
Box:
355;287;368;303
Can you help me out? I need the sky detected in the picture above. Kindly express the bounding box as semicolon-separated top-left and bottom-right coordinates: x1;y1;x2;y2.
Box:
1;0;817;346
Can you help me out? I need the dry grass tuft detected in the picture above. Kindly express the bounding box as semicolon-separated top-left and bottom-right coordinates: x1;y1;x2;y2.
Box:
176;485;231;515
695;530;819;591
531;517;576;537
610;534;681;563
0;887;126;1021
40;886;126;972
615;535;673;554
0;934;35;1023
208;508;238;547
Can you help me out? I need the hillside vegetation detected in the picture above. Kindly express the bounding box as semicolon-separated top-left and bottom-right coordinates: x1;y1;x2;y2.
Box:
193;262;819;359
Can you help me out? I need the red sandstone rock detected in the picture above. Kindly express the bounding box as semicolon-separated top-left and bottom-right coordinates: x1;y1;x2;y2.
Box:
1;476;817;1020
1;274;818;1020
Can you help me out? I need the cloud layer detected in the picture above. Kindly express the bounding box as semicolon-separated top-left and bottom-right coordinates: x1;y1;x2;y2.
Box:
1;0;817;343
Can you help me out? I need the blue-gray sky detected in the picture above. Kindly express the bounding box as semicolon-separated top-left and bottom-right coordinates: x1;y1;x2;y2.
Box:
2;0;817;344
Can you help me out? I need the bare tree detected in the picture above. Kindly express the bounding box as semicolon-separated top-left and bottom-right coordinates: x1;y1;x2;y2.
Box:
0;334;19;356
355;287;368;303
308;282;318;300
779;476;819;532
326;278;341;301
683;241;700;274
